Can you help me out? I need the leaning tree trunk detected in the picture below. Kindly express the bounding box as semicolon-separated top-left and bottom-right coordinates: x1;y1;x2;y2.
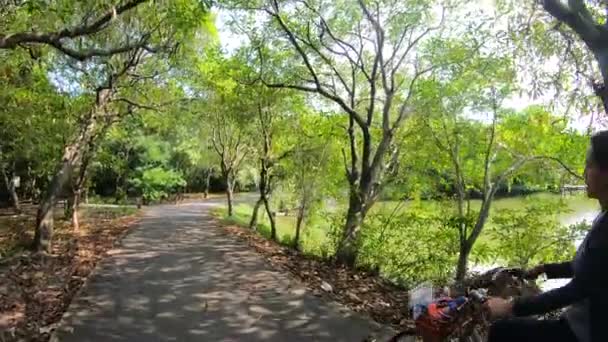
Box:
70;162;90;231
34;134;91;252
34;155;74;252
2;166;20;213
34;89;108;252
249;198;263;229
455;196;494;281
294;203;306;251
263;196;276;241
70;117;107;231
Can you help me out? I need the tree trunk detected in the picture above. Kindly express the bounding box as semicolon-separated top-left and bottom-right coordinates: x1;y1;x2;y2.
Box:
71;170;86;231
336;208;363;266
65;193;74;220
33;91;106;252
294;204;306;251
249;198;263;229
592;45;608;115
226;189;234;216
251;154;271;231
71;191;80;231
203;169;211;199
27;165;39;204
226;177;234;217
2;167;20;213
455;196;493;281
542;3;608;115
34;198;55;253
35;180;66;253
34;147;78;252
336;189;365;266
263;196;276;241
9;180;20;213
456;243;472;282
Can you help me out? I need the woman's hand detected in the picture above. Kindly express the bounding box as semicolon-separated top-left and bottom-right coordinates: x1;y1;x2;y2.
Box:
524;264;545;280
485;297;514;319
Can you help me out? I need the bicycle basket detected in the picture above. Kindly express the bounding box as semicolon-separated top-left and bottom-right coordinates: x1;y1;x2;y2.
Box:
414;297;468;338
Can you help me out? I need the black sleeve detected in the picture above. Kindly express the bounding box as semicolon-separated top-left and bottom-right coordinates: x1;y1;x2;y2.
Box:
513;243;608;342
543;261;574;279
586;246;608;342
512;278;584;316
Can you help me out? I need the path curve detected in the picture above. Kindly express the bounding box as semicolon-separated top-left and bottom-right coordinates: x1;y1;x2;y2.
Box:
53;198;387;341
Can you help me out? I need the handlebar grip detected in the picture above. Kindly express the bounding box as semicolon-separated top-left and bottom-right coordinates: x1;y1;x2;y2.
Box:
469;289;487;302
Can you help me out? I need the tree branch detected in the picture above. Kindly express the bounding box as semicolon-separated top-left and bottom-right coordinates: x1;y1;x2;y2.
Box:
535;156;585;180
113;97;159;111
483;92;499;194
393;64;436;127
263;80;319;93
542;0;600;42
358;0;384;127
0;0;150;60
50;38;152;61
267;1;367;129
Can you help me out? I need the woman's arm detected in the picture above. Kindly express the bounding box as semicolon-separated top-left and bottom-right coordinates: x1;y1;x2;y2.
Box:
513;242;608;342
512;279;583;316
543;261;574;279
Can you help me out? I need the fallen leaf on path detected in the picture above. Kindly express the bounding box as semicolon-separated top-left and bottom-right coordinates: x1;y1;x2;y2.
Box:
321;281;333;292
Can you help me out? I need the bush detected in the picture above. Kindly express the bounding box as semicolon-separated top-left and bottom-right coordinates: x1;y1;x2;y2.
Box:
312;211;344;259
488;198;589;268
129;167;186;203
358;205;460;287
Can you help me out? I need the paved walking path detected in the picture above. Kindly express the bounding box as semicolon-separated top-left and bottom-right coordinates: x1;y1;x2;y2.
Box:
53;198;388;341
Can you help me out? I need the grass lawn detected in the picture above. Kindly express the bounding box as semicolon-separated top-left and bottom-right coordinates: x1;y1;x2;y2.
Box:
212;203;334;257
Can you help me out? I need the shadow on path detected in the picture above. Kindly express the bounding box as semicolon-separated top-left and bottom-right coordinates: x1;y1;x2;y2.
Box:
54;201;386;342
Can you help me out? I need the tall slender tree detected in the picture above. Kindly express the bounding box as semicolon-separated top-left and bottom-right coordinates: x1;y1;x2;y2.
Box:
239;0;478;264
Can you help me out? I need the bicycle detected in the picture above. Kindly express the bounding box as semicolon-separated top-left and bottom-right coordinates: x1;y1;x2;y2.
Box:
385;267;541;342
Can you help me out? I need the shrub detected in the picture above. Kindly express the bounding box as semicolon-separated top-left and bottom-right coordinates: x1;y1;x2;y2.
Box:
358;205;460;287
129;167;186;203
488;198;589;268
